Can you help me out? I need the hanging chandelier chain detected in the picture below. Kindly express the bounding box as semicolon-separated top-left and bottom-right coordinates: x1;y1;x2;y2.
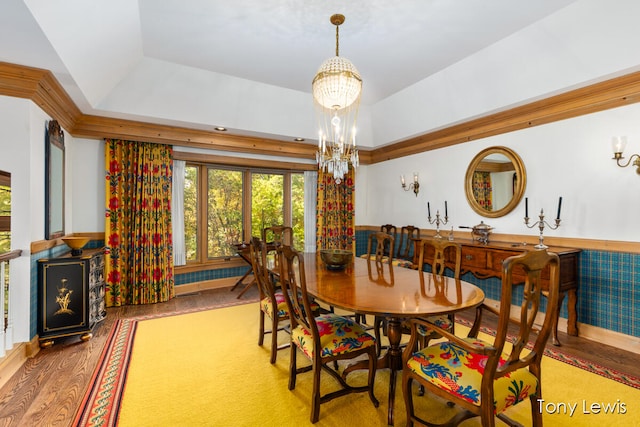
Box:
313;13;360;184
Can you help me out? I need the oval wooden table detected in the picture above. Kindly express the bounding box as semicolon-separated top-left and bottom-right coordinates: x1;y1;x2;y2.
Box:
301;253;486;426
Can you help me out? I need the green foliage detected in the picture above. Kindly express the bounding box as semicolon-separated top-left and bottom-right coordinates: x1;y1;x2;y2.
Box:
183;166;198;261
207;169;243;258
182;165;306;261
0;185;10;254
251;173;283;239
291;174;305;250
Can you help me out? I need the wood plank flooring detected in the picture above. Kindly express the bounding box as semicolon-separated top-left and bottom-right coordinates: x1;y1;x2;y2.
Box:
0;284;638;427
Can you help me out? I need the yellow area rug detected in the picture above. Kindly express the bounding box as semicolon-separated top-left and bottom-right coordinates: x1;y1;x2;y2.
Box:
74;302;640;426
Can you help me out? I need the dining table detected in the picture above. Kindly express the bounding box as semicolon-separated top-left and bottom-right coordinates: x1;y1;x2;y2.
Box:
301;253;485;426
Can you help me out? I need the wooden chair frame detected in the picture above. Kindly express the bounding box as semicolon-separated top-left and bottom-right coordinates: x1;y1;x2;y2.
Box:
249;236;289;364
278;245;379;423
402;249;561;427
397;225;420;260
379;224;397;256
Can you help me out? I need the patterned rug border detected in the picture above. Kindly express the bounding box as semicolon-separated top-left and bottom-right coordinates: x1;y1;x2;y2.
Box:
72;297;259;427
74;305;640;426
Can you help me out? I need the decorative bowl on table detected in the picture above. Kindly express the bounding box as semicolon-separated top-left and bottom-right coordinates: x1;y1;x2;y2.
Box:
62;237;90;256
320;249;353;270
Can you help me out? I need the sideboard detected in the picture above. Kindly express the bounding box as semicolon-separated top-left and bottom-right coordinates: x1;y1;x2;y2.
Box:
414;238;581;346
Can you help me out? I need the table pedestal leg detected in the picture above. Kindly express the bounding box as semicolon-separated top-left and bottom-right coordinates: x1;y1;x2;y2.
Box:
343;316;403;426
385;317;403;426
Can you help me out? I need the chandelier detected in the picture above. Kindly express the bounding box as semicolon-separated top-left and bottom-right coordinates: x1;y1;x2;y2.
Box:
313;14;362;184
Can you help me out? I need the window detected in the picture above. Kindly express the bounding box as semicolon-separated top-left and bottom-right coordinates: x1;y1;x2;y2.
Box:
0;171;10;254
183;164;304;265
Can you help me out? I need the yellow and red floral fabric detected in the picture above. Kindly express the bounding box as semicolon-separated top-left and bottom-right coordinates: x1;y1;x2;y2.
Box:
292;313;376;359
261;291;320;320
260;291;289;319
406;339;538;414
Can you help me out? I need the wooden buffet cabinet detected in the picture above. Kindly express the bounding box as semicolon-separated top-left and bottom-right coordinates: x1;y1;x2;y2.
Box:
37;248;106;347
415;239;581;345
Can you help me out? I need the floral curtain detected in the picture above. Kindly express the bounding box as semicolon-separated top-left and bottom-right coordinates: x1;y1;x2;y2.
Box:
104;139;174;306
472;171;493;211
316;168;355;252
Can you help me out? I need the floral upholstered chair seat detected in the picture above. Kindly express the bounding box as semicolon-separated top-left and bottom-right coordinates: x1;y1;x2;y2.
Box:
261;290;320;320
260;291;289;319
406;339;538;414
417;315;453;335
291;313;376;359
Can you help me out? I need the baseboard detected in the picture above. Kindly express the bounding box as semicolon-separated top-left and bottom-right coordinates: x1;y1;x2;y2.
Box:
175;276;243;295
574;321;640;355
484;297;640;355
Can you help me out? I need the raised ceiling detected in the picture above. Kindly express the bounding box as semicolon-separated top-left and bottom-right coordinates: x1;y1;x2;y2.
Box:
0;0;581;148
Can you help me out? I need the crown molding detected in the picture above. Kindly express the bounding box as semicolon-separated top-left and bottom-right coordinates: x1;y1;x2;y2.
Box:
2;61;640;165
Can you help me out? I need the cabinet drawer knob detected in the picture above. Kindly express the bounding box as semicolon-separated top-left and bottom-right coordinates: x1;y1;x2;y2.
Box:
465;254;473;260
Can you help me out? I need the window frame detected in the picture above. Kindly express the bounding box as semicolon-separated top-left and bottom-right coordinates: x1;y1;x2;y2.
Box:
174;151;314;272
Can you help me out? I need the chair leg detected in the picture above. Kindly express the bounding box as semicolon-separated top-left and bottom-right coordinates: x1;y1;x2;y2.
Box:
288;344;297;391
531;394;543;426
402;373;415;427
269;315;278;364
367;347;380;408
258;310;266;346
310;358;322;423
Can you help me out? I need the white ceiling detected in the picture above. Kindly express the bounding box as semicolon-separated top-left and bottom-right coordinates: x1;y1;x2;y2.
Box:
1;0;579;144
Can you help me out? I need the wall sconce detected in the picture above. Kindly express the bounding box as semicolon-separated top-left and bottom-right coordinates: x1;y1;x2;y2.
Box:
401;173;420;196
612;136;640;174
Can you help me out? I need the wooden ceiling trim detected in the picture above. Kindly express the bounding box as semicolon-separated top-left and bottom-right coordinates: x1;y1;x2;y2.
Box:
72;114;318;159
370;70;640;163
0;62;80;131
2;62;640;166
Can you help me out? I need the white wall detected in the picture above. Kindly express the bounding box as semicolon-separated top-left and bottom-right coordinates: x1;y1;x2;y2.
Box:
0;97;44;342
356;102;640;243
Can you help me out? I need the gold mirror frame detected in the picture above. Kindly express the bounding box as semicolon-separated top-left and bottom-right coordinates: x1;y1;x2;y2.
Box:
464;146;526;218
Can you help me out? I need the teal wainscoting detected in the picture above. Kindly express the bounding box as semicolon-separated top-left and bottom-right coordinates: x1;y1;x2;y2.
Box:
354;229;640;338
174;265;250;285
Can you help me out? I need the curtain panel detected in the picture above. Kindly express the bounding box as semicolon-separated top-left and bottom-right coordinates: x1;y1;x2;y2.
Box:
316;168;355;252
104;139;175;306
472;171;493;211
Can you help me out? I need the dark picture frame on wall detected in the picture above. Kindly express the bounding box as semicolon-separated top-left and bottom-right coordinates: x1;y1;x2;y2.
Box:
45;119;65;240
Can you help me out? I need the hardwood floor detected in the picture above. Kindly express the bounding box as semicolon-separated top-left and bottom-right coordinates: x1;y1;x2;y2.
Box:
0;284;638;427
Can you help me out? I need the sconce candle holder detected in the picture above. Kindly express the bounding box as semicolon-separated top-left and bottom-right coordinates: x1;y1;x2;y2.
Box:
611;136;640;174
427;201;449;239
524;197;562;249
401;173;420;196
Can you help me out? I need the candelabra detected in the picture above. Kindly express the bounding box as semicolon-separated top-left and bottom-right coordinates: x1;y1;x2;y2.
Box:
524;209;561;249
427;201;449;239
524;197;562;249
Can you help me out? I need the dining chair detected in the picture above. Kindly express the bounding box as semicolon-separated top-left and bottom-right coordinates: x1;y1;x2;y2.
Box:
262;225;294;271
379;224;397;256
248;236;290;364
360;231;413;268
397;225;420;261
277;245;379;424
261;225;293;247
402;249;561;427
415;238;463;340
374;238;463;357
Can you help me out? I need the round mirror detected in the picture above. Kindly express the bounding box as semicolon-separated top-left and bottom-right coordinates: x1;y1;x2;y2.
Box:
464;146;526;218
